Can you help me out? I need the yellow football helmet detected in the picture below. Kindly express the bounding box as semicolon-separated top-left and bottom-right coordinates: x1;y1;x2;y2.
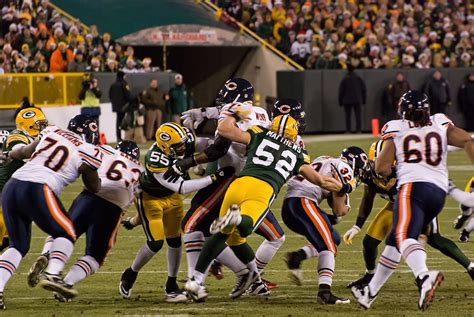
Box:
16;107;48;137
155;122;188;158
368;139;384;161
367;139;396;190
269;114;298;141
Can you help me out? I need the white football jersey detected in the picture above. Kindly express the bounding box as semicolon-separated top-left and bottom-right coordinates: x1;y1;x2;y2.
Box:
95;145;144;210
13;126;102;195
218;105;271;173
381;113;452;192
285;156;354;204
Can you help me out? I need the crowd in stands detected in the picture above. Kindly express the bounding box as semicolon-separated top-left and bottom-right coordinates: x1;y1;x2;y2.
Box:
217;0;473;69
0;0;158;74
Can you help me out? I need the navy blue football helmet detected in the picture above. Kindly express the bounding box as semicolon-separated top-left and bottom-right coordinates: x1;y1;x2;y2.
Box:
67;114;99;145
271;98;306;132
116;140;140;160
340;146;369;182
398;90;430;126
215;78;254;107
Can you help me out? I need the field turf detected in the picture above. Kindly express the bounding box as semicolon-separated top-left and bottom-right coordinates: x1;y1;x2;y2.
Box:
2;135;473;316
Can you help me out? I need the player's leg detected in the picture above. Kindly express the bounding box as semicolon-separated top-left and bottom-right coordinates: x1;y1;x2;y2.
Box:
348;202;393;288
120;192;165;299
426;217;474;280
460;216;474;242
453;177;474;229
0;202;9;252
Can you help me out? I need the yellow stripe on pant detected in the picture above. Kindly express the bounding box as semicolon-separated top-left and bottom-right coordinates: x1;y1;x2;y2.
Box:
219;176;275;246
366;202;394;242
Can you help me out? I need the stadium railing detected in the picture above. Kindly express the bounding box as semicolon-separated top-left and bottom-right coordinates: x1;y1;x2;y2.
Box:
0;73;84;109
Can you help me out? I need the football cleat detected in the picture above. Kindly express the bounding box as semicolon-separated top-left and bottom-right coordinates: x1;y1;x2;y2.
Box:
165;290;188;303
119;267;138;299
467;266;474;281
246;280;270;296
262;278;278;289
0;292;5;310
346;272;374;288
459;229;470;243
184;278;208;302
209;261;224;280
416;271;444;311
210;204;241;234
284;252;303;286
317;290;350;305
351;285;377;309
54;292;73;303
229;269;258;299
27;254;49;288
453;215;471;229
38;273;78;299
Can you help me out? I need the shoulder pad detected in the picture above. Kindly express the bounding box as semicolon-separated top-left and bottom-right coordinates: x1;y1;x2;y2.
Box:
432;113;454;128
381;120;402;140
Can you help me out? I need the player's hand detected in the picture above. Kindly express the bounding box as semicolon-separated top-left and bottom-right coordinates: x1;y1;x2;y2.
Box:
181;108;205;129
122;217;136;230
164;165;184;183
211;166;235;183
448;179;457;193
0;151;10;166
220;102;252;121
176;155;197;172
343;225;360;245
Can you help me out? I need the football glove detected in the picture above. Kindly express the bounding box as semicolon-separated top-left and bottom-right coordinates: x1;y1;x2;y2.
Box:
210;166;235;183
122;217;136;230
343;225;360;245
181;108;206;129
164;164;185;183
448;179;456;193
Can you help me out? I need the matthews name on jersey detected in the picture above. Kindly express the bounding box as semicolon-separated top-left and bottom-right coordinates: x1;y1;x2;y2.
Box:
381;113;452;192
239;125;310;194
12;126;102;194
286;156;355;204
97;145;144;210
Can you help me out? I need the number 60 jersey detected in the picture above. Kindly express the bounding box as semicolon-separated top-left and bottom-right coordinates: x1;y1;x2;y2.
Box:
12;126;102;195
381;113;452;192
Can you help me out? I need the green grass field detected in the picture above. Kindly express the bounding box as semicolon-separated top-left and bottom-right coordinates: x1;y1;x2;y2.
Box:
2;135;473;316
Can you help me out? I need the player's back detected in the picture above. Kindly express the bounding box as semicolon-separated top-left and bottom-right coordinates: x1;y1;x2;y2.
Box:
286;156;353;204
382;113;451;192
96;145;143;210
12;126;101;194
239;125;309;194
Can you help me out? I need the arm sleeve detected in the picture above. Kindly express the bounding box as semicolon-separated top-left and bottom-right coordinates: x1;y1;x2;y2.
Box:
91;87;102;98
203;135;232;162
450;188;474;208
154;172;213;195
78;86;87;100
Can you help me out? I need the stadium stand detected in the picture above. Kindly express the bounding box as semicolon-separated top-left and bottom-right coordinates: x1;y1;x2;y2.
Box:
215;0;473;69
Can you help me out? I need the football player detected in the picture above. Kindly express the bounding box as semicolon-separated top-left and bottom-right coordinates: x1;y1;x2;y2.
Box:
185;114;351;302
345;141;474;289
28;140;143;301
351;91;474;310
282;147;366;304
449;178;474;242
0;109;48;252
0;115;101;309
119;122;233;302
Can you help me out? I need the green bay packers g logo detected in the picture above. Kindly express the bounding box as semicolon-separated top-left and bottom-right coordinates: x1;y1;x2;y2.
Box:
22;111;36;119
159;132;171;142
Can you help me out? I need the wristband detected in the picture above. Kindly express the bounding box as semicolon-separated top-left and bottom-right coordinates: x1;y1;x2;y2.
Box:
338;183;352;194
355;216;366;229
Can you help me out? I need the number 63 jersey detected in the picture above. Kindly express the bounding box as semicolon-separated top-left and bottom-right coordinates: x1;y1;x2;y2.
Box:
381;113;452;192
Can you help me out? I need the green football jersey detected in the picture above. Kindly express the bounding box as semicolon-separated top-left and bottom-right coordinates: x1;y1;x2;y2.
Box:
239;125;310;194
139;143;175;198
0;130;32;191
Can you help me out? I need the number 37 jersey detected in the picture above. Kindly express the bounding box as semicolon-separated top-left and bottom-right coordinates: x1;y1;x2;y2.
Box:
381;113;452;192
12;126;102;195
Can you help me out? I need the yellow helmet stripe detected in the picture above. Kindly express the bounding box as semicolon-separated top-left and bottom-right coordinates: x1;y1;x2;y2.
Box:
375;140;384;158
278;115;289;136
162;123;186;139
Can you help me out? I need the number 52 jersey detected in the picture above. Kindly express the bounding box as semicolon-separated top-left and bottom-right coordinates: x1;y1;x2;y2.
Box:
381;113;452;192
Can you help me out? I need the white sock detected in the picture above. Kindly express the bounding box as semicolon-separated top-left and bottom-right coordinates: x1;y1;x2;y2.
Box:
468;262;474;270
41;236;54;255
400;238;428;278
46;237;74;275
194;270;205;284
465;218;474;233
255;236;285;273
318;250;335;286
302;243;319;258
246;258;261;282
0;248;22;292
216;246;246;274
64;255;99;286
131;244;156;272
167;246;182;278
369;245;400;295
183;231;205;279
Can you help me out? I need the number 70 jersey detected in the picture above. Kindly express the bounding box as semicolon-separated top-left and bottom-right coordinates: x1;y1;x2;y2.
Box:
381;113;452;192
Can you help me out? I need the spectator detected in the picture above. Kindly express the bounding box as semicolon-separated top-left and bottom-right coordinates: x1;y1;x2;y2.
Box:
78;73;102;124
104;59;118;72
386;72;410;121
167;74;191;123
424;70;451;114
338;65;366;133
121;96;146;144
141;79;166;140
68;52;86;72
86;57;102;72
122;58;138;73
305;46;321;69
109;71;131;141
458;72;474;131
315;50;336;69
49;42;73;72
290;33;311;66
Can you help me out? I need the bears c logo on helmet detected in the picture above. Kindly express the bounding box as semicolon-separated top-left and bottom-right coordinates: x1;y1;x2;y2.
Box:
89;122;98;132
159;132;171;142
277;105;292;114
22;111;36;119
225;82;238;91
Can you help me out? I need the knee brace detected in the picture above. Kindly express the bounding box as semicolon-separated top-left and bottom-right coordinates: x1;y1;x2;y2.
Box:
146;239;164;253
166;236;182;248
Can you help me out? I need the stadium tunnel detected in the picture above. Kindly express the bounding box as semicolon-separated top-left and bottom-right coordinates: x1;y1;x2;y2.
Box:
51;0;287;107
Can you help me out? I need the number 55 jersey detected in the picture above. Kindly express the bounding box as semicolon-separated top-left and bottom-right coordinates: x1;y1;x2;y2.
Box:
381;113;452;192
